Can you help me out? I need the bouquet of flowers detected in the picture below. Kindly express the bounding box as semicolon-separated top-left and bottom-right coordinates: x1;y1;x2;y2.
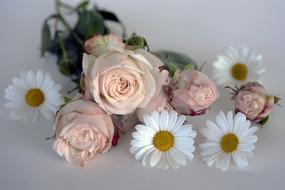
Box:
3;0;281;171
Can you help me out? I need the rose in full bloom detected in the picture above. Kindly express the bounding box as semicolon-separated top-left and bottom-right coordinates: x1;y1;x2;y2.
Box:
169;70;219;116
83;34;168;115
232;82;275;123
53;99;114;166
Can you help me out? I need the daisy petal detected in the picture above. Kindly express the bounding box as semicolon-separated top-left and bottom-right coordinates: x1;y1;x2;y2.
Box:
150;149;162;167
227;111;234;132
204;152;222;166
142;147;155;167
200;145;221;157
134;145;154;160
220;154;231;171
233;152;248;168
168;110;178;131
166;151;179;169
239;135;258;144
143;114;159;131
216;111;229;133
171;115;186;133
200;128;220;142
159;110;169;131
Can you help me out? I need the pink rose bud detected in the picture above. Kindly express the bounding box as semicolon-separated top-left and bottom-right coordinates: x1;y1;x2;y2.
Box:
231;82;275;124
53;99;114;166
169;70;219;116
84;33;125;57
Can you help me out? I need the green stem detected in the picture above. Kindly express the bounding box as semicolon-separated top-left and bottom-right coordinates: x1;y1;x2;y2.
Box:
57;33;68;58
55;0;83;46
58;1;73;10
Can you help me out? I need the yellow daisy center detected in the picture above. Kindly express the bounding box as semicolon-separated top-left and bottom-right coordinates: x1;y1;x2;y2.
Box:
231;63;247;81
25;88;45;107
153;131;174;152
220;133;239;153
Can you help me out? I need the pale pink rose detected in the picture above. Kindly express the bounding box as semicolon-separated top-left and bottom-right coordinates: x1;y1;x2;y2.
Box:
233;82;275;122
136;90;172;122
82;36;168;115
169;70;219;116
84;33;125;57
53;99;114;166
135;49;170;97
135;49;170;121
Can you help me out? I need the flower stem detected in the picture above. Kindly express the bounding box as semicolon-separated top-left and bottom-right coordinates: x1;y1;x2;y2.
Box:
55;0;83;46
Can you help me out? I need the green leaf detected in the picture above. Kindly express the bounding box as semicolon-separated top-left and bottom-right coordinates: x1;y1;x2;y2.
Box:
97;9;120;23
168;63;179;78
58;57;73;76
258;116;269;125
74;0;89;12
64;96;71;104
154;51;197;71
97;9;126;36
184;63;195;71
41;20;52;56
274;96;281;104
125;35;149;50
74;10;106;39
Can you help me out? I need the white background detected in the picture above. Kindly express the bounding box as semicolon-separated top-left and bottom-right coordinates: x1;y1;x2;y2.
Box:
0;0;285;190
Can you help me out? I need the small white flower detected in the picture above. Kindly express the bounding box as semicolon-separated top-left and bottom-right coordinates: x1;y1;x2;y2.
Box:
199;111;258;171
212;45;265;86
4;70;64;122
130;110;197;169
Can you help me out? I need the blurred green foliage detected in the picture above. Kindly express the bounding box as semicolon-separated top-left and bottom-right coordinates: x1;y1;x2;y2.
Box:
41;0;125;88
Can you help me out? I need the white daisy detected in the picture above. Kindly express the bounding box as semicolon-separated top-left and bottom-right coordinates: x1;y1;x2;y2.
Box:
212;45;265;86
4;70;64;122
130;110;197;169
199;111;258;171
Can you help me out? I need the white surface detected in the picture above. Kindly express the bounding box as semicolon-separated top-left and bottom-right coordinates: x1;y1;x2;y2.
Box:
1;0;285;190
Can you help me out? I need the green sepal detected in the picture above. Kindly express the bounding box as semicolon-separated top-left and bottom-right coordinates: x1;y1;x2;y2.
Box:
168;63;180;78
154;51;197;78
274;96;281;104
64;96;72;104
41;20;52;56
258;116;269;125
154;51;197;71
184;63;195;71
125;35;149;50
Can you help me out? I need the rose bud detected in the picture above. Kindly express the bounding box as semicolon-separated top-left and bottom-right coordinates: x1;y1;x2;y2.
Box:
230;82;279;124
168;70;219;116
84;33;125;57
53;99;114;166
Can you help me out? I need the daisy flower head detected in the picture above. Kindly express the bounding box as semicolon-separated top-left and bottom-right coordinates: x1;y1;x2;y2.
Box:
130;110;197;169
212;45;265;86
199;111;258;171
4;70;64;122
